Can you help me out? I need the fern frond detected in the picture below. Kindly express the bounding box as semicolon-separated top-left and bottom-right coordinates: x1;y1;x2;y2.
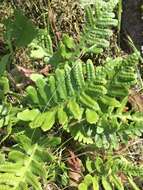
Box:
0;134;61;190
19;53;142;148
26;53;139;108
114;157;143;177
79;155;143;190
81;0;118;54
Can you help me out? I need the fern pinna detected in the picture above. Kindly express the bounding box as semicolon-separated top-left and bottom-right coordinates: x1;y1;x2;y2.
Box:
16;52;143;149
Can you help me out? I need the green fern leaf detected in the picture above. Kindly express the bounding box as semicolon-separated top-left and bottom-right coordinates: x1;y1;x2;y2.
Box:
62;34;75;49
30;160;46;178
86;109;99;124
72;60;85;89
48;75;58;104
26;86;40;105
34;78;49;104
65;64;75;96
55;69;67;100
102;176;112;190
8;150;26;163
86;59;95;81
29;112;46;129
78;183;88;190
0;173;19;186
79;92;100;111
110;174;124;190
92;176;100;190
17;109;40;122
57;106;68;125
41;110;56;131
0;185;12;190
0;163;22;173
15;134;32;152
71;124;94;144
100;96;121;107
26;171;42;190
127;177;141;190
68;100;83;120
88;84;107;97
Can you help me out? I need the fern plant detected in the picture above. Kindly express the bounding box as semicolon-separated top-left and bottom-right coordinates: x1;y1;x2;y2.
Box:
15;52;143;149
0;131;61;190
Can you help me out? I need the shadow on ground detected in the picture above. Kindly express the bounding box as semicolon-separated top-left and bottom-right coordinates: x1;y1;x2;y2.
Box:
121;0;143;53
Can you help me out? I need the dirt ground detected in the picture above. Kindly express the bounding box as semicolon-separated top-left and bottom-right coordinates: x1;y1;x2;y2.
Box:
121;0;143;53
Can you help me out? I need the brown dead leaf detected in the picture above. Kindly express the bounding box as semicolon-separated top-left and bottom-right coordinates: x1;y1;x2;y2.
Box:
9;65;51;91
44;183;61;190
16;66;34;78
48;7;61;43
129;88;143;112
39;65;52;76
67;150;84;187
117;172;127;184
